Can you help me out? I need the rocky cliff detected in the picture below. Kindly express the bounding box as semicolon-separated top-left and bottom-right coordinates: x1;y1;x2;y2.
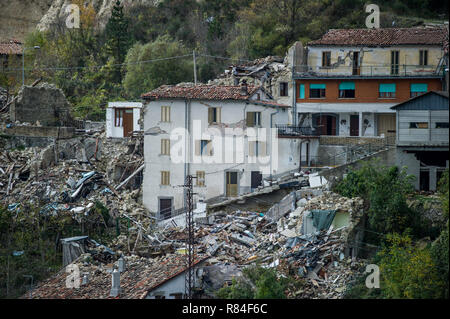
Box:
0;0;158;42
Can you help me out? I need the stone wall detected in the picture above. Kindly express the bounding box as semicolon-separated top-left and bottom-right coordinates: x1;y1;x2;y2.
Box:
10;83;73;126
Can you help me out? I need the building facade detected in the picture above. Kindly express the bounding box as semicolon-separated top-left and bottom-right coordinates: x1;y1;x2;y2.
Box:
293;27;448;140
106;101;142;138
393;91;449;191
141;83;297;219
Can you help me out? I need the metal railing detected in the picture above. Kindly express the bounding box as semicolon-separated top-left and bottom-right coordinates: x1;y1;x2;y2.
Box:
276;125;320;137
293;64;444;77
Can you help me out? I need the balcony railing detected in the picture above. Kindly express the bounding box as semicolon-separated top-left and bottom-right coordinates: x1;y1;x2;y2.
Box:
276;125;320;137
293;64;444;78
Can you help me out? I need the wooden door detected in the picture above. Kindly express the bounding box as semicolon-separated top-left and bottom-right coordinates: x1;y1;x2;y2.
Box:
377;114;396;137
123;109;134;137
350;115;359;136
251;171;262;189
226;172;238;197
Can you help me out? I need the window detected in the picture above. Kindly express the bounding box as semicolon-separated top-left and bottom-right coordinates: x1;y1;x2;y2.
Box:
338;82;355;98
391;51;399;75
409;122;428;129
322;51;331;67
169;293;183;299
410;83;428;97
154;295;166;299
249;141;266;156
299;84;305;99
309;84;326;98
436;122;449;128
114;109;124;127
195;140;213;156
419;50;428;66
196;171;205;186
160;139;170;155
161;106;170;122
161;171;170;185
246;112;261;127
279;82;288;96
208;107;221;124
379;83;396;98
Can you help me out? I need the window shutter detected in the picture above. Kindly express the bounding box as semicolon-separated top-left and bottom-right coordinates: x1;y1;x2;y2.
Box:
161;106;164;122
208;108;213;124
217;108;221;124
259;141;266;156
249;141;255;156
246;112;254;127
195;140;201;156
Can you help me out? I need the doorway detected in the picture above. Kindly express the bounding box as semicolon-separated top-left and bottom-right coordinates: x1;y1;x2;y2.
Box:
350;115;359;136
159;198;172;219
251;171;262;189
420;170;430;191
226;172;238;197
123;109;134;137
316;115;337;136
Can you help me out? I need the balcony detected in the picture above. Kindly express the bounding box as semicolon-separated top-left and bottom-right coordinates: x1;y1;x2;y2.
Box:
293;64;444;79
276;125;320;138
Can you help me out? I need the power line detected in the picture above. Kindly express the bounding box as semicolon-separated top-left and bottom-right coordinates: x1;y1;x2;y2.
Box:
2;54;193;73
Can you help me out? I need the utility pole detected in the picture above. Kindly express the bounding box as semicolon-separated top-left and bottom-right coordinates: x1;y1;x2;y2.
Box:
184;175;196;299
193;50;197;85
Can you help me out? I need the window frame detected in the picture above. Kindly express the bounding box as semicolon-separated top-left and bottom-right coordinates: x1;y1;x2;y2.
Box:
279;82;288;96
160;171;170;185
419;50;428;66
322;51;331;67
160;138;170;155
161;106;171;122
114;108;124;127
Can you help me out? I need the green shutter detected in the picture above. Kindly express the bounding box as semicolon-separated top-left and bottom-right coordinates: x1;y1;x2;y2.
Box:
411;83;428;92
310;84;326;89
379;83;396;93
299;84;305;99
339;82;355;90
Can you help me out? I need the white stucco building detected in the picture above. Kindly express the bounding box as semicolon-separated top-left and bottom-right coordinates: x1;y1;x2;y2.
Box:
106;101;142;138
141;83;310;219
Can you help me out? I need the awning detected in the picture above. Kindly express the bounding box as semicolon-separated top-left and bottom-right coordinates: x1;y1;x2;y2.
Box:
339;82;355;90
379;83;396;93
310;84;326;89
410;83;428;92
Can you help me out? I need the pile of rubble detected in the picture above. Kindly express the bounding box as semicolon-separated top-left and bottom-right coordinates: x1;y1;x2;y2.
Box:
146;190;368;298
0;129;151;239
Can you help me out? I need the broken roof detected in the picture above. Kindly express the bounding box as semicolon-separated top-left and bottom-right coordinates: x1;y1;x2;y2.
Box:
23;254;208;299
0;39;22;55
308;27;448;47
141;84;261;101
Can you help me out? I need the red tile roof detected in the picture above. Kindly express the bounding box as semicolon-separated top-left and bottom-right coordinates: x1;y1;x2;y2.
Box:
308;27;448;47
0;39;22;55
141;84;260;101
22;254;208;299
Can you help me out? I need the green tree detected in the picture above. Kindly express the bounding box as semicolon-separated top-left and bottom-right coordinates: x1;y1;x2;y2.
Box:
123;35;193;98
378;232;445;298
216;266;287;299
105;0;132;82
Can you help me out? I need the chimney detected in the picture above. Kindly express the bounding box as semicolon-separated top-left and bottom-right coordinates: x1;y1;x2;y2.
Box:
240;79;248;96
110;269;121;297
118;257;126;272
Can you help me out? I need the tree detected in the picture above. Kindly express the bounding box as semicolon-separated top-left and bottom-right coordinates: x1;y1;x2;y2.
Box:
216;266;287;299
122;35;193;99
105;0;132;82
378;232;445;299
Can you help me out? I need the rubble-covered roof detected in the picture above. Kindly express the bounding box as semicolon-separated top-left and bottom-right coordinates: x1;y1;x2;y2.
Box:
23;254;208;299
0;39;22;55
141;84;261;101
308;27;448;47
